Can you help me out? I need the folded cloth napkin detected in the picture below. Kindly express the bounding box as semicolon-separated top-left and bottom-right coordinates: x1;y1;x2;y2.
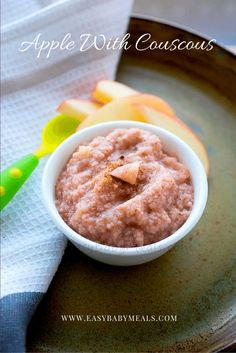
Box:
0;0;133;351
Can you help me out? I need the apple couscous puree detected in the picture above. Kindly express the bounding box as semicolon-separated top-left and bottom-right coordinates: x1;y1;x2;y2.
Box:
55;128;194;247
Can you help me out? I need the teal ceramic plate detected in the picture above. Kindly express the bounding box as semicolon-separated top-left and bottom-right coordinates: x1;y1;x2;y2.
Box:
27;17;236;352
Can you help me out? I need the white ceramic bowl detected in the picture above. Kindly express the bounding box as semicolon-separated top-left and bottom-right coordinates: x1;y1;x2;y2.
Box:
42;121;208;266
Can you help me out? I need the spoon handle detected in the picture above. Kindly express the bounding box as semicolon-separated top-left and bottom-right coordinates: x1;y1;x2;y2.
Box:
0;154;39;211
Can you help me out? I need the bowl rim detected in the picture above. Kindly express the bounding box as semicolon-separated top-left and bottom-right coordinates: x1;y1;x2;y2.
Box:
42;120;208;256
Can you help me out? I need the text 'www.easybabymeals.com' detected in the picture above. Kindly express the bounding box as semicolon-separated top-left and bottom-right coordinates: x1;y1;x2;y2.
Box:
61;314;178;322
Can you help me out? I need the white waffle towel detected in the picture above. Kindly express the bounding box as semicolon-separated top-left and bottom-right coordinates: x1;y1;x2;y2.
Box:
0;1;133;351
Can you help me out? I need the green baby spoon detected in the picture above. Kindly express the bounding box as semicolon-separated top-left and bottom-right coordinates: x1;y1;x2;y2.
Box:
0;114;79;211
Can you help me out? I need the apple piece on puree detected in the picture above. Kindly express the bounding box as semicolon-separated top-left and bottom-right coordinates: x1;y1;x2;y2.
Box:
110;162;141;185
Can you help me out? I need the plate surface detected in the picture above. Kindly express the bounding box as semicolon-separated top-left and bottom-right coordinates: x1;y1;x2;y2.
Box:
27;17;236;352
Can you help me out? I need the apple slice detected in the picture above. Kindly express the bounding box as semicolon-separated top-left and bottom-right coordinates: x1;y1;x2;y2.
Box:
139;105;209;174
57;99;101;121
92;81;176;118
110;162;140;185
78;94;176;130
128;94;176;118
78;97;146;130
92;80;138;104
